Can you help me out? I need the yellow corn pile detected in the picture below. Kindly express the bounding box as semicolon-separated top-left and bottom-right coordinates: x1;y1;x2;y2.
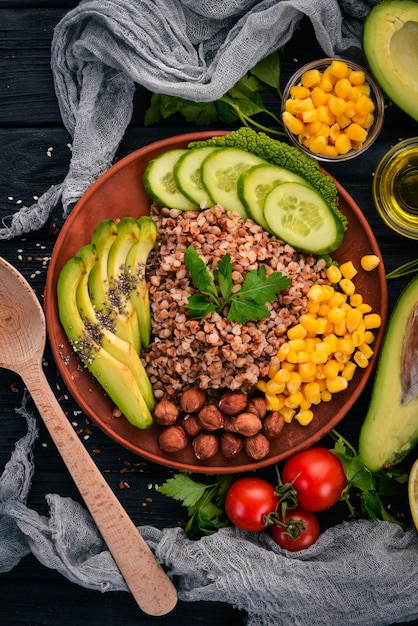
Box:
256;257;382;426
283;59;375;157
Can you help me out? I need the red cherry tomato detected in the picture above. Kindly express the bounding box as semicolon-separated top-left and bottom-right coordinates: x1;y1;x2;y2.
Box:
271;507;320;551
225;476;279;532
282;447;347;512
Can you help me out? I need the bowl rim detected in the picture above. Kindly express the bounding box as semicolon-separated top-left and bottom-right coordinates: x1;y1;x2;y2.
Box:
281;56;385;162
44;130;388;474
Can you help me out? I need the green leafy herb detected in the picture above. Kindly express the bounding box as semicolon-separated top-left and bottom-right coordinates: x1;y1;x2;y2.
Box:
330;430;408;525
184;245;292;323
144;51;286;137
386;258;418;279
158;473;234;537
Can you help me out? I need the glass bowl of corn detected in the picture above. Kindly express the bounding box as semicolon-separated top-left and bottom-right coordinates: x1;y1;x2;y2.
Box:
281;58;384;162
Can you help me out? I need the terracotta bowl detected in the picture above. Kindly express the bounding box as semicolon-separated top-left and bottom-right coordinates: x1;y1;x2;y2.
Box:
44;131;388;474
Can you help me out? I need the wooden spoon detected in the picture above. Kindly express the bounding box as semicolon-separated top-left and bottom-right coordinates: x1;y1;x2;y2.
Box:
0;257;177;616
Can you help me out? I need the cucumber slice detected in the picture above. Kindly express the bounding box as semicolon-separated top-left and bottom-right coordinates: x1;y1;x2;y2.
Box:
238;164;310;231
173;146;218;208
200;147;267;218
263;182;344;254
143;149;198;211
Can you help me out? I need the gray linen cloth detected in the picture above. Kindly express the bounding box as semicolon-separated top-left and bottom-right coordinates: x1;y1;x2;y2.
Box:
1;405;418;625
2;1;418;624
1;0;376;239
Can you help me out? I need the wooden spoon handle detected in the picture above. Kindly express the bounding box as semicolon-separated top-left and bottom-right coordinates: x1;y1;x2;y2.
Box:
22;364;177;616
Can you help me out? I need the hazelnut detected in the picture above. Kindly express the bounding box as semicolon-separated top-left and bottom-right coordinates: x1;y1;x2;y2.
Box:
218;391;248;416
244;433;270;460
180;387;206;413
182;414;203;438
262;411;285;439
192;432;219;460
153;399;179;426
246;396;267;419
233;412;263;437
158;425;188;453
197;404;224;431
220;432;243;458
222;415;238;433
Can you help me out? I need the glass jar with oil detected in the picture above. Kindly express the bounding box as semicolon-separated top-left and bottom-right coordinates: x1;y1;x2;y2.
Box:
373;138;418;239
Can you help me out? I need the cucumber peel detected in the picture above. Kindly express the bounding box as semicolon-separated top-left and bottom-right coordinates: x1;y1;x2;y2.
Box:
263;181;344;254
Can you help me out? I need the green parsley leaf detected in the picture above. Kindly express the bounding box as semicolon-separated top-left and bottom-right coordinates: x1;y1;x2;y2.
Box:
184;246;292;323
330;430;408;525
184;245;219;304
213;253;233;301
158;473;234;538
228;299;270;324
185;294;217;318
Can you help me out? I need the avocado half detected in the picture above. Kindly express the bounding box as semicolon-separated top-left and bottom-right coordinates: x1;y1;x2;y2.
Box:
363;0;418;121
359;273;418;472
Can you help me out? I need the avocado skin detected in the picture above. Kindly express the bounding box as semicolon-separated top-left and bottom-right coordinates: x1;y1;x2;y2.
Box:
359;273;418;471
58;253;153;430
363;0;418;121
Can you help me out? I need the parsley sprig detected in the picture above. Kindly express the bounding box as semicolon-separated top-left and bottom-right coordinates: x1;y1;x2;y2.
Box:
158;473;234;537
330;431;408;525
184;245;292;323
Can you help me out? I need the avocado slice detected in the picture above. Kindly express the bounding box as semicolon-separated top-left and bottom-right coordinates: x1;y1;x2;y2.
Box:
89;218;141;353
76;242;155;410
58;254;153;429
359;273;418;471
363;0;418;121
125;216;157;348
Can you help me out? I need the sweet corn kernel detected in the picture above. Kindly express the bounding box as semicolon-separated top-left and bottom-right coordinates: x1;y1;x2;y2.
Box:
350;293;363;307
335;133;352;155
265;393;285;412
339;261;358;279
356;303;372;314
354;351;369;368
320;389;333;402
342;361;357;381
302;69;322;88
282;111;305;135
326;265;343;283
364;313;382;329
328;306;346;325
311;86;328;107
295;409;314;426
287;325;307;341
280;406;296;423
304;381;322;404
346;122;368;143
364;330;375;344
299;361;318;382
358;342;374;359
290;85;311;99
326;376;349;393
266;379;286;394
346;307;363;332
361;254;380;271
352;328;366;347
323;359;340;379
287;371;302;394
277;343;291;360
339;278;356;295
349;69;366;85
299;313;319;334
274;368;291;384
330;60;349;78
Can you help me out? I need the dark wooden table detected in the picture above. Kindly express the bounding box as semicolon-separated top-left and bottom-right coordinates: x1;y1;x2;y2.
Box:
1;3;417;625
